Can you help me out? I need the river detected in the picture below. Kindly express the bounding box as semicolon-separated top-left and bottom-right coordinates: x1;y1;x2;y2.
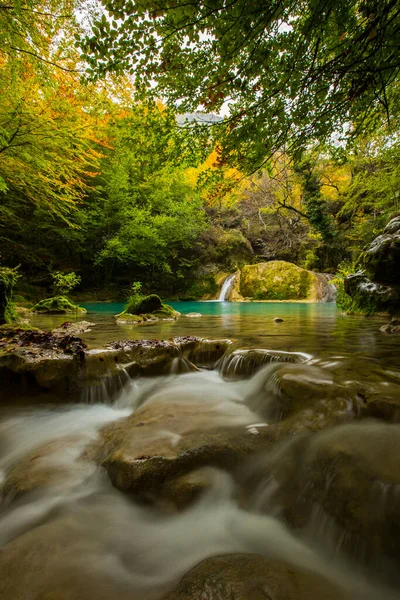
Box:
0;302;400;599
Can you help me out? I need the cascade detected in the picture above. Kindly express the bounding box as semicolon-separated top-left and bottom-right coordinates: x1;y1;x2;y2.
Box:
218;274;236;301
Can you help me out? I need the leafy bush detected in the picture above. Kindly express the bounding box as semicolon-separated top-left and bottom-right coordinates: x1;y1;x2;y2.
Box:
125;282;145;314
52;271;81;295
0;266;20;324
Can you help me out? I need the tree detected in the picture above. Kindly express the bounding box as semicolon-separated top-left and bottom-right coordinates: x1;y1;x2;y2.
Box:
82;0;400;172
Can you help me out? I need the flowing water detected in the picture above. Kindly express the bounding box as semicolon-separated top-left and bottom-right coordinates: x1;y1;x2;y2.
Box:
1;302;400;599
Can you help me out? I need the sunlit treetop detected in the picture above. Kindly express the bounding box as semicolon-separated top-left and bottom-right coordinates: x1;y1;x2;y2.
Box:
80;0;400;172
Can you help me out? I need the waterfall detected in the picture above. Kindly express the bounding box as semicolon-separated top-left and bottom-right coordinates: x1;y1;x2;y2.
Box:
218;274;236;301
315;273;337;302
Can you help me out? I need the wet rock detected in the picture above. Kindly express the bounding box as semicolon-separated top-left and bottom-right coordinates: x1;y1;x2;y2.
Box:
363;216;400;285
273;317;284;322
248;421;400;573
0;517;139;600
162;554;346;600
343;216;400;315
344;271;400;314
0;335;232;401
93;401;276;505
52;321;95;335
218;348;310;380
380;318;400;334
2;436;92;500
185;312;202;317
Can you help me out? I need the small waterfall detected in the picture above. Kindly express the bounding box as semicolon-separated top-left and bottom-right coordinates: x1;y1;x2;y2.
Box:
218;274;236;301
315;273;337;302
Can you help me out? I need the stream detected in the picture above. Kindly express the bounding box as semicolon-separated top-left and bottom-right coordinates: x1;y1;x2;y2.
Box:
1;302;400;599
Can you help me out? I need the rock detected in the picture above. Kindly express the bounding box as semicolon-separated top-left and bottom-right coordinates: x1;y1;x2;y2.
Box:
218;348;310;380
0;335;232;401
185;312;202;317
380;318;400;334
238;261;320;301
363;216;400;285
52;321;95;335
92;399;276;506
343;216;400;315
246;421;400;574
135;294;163;313
32;296;86;314
162;554;346;600
0;517;140;600
116;294;180;324
344;271;400;314
273;317;284;322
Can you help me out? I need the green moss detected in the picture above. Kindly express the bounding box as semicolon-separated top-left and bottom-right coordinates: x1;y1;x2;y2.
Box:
240;261;316;300
116;305;180;324
0;266;20;325
133;294;163;314
32;296;86;314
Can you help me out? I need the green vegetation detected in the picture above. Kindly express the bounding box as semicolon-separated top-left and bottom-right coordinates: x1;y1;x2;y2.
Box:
0;267;20;324
52;272;81;296
32;296;86;314
1;0;399;306
116;291;179;324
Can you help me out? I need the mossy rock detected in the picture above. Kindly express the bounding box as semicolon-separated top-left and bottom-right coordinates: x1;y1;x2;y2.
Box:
116;301;180;324
134;294;163;314
239;261;318;300
32;296;86;314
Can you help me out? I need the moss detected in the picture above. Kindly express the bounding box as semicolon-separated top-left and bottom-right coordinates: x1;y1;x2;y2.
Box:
133;294;163;314
240;261;316;300
32;296;86;314
0;266;20;325
116;298;180;324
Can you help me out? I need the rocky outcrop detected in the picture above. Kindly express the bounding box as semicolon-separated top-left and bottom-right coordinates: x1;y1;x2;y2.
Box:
231;261;335;301
343;216;400;317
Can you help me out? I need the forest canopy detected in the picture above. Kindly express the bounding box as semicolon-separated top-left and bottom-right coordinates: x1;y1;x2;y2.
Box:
82;0;400;171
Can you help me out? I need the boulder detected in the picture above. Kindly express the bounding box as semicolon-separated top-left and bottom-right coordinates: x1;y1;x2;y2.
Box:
380;318;400;334
116;294;180;324
343;271;400;314
363;216;400;285
185;312;202;318
162;554;346;600
238;261;320;301
343;217;400;315
93;399;276;505
32;296;86;314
